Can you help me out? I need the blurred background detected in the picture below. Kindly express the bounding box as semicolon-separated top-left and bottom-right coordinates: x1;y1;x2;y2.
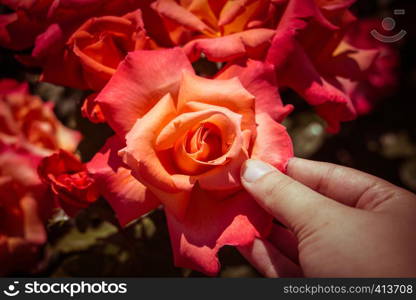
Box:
0;0;415;277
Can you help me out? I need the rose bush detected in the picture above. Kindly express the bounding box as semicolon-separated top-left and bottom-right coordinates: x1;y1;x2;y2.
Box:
3;0;393;133
88;48;293;275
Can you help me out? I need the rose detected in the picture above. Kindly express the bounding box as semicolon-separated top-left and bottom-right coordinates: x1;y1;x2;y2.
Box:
0;79;85;221
151;0;278;62
266;0;359;132
1;1;160;121
0;142;55;275
38;150;100;217
38;9;154;91
341;19;398;115
0;0;153;51
0;79;81;156
88;48;293;275
1;0;159;91
0;0;53;50
265;0;396;132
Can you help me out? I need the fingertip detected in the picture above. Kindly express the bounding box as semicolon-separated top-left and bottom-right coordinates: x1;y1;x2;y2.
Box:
240;159;277;183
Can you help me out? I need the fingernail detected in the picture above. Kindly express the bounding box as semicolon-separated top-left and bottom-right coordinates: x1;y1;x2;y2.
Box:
241;159;276;183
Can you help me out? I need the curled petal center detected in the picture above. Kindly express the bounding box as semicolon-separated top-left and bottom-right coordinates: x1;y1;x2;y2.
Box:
185;122;223;162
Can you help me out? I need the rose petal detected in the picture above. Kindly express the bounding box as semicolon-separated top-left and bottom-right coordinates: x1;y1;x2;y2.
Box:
151;0;215;35
267;31;356;132
0;11;45;50
55;122;82;153
0;79;29;95
38;150;99;217
96;48;193;135
183;28;275;62
156;108;239;152
251;113;293;172
217;59;293;122
36;23;90;90
322;40;379;81
278;0;338;33
81;93;105;123
162;112;237;171
265;0;359;132
177;71;255;131
179;102;246;162
317;0;356;10
197;141;249;191
88;135;160;227
20;195;47;244
217;0;256;27
122;93;176;189
166;188;273;276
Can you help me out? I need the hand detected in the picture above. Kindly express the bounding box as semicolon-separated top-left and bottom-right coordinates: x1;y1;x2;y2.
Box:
238;158;416;277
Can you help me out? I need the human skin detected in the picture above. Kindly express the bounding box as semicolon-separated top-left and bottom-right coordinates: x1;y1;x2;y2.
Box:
238;158;416;277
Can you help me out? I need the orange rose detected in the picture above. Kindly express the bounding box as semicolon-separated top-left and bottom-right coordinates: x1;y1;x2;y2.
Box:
0;79;81;155
88;48;293;275
151;0;277;62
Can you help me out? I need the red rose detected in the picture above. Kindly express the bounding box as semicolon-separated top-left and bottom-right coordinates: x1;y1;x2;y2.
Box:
0;142;54;275
38;150;100;217
88;48;293;275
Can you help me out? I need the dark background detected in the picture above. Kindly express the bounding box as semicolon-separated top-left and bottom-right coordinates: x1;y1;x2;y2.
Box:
0;0;415;277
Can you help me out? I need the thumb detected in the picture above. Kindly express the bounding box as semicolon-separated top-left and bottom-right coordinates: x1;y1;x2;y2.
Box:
241;159;351;237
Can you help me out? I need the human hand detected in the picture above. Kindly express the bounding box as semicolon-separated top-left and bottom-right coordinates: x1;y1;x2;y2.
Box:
238;158;416;277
